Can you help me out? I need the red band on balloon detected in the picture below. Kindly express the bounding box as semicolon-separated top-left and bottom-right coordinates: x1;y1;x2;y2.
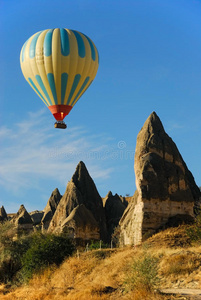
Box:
48;105;73;121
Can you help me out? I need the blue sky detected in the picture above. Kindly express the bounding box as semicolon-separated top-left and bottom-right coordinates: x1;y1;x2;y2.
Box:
1;0;201;213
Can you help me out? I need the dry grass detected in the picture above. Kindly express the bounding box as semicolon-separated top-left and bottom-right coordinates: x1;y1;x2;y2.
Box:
1;226;201;299
145;225;192;248
0;248;136;300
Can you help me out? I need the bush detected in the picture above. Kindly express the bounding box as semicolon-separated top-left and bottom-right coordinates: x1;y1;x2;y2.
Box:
0;221;30;283
0;227;75;284
124;252;160;292
0;221;17;247
20;233;75;282
89;240;109;250
186;212;201;243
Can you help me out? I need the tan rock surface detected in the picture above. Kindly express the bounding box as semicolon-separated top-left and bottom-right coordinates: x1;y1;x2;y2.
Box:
61;204;100;241
41;188;62;230
120;112;201;246
14;204;33;233
48;161;107;242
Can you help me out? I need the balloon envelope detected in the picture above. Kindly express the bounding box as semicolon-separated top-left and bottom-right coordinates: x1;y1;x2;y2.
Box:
20;28;99;122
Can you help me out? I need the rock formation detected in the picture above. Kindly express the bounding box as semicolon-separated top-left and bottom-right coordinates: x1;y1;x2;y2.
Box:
120;112;201;246
41;188;62;230
61;204;100;243
48;161;107;242
30;210;44;226
103;191;127;240
0;206;7;222
14;204;33;233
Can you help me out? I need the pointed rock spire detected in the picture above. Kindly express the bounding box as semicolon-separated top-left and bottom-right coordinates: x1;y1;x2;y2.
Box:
41;188;62;230
120;112;201;246
135;111;200;203
0;206;7;222
15;205;33;225
48;161;107;242
14;204;33;234
104;192;127;240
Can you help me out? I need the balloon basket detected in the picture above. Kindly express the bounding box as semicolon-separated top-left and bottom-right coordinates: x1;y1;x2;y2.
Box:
54;122;67;129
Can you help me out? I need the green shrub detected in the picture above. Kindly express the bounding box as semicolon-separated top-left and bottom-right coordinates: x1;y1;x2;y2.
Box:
0;227;75;284
124;252;160;292
0;222;30;283
186;226;201;242
0;221;17;247
186;212;201;243
20;233;75;282
0;241;28;283
89;240;109;250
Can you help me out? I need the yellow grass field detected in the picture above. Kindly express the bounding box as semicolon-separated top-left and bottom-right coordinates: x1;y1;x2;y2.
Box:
1;225;201;300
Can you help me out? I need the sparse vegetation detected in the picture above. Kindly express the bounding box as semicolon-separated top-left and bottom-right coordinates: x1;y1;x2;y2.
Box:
0;222;75;285
0;221;30;283
111;225;121;247
89;240;109;250
2;225;201;299
186;211;201;243
124;251;160;292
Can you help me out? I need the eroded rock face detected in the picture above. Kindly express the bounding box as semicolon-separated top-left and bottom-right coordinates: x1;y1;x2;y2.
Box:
30;210;44;225
41;188;62;230
48;161;107;242
14;204;33;233
0;206;7;222
61;204;100;243
104;191;127;241
120;112;201;246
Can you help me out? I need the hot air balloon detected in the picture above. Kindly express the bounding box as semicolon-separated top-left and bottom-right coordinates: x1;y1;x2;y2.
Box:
20;28;99;129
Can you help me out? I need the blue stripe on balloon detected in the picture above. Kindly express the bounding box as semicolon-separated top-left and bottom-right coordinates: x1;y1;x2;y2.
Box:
35;75;51;103
82;34;96;61
61;73;68;104
44;29;54;57
60;29;70;56
71;76;90;106
67;74;81;104
71;30;85;58
21;40;29;62
47;73;57;103
29;32;42;59
28;78;48;106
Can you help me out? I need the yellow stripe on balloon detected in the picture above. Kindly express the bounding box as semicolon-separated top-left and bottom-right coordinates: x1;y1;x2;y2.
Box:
68;32;87;106
63;30;78;105
52;29;61;104
35;30;53;106
20;32;51;107
72;52;99;106
79;33;92;82
20;33;36;80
